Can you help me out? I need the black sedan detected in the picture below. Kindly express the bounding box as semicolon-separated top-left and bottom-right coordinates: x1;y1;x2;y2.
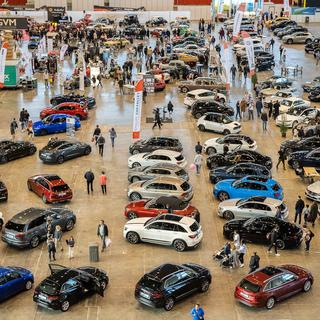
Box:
146;17;167;27
129;136;183;155
50;94;96;109
223;216;303;249
191;101;234;119
206;150;272;170
0;140;37;163
256;59;275;72
288;148;320;169
305;38;320;53
135;263;211;311
308;93;320;102
33;264;108;312
280;136;320;155
39;140;91;164
209;163;271;184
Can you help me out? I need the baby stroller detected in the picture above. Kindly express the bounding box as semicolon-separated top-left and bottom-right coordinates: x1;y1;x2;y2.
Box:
213;246;227;261
220;255;234;268
213;245;233;268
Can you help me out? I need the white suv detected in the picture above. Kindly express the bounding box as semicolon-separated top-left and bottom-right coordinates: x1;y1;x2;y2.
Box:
123;214;203;251
279;97;310;114
184;89;226;107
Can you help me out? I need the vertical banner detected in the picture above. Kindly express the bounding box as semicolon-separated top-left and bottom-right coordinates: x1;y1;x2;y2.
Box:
242;31;255;76
223;41;231;91
66;117;75;137
232;3;245;41
211;0;216;22
218;0;224;14
257;0;264;10
132;79;144;139
284;0;290;13
47;38;53;52
60;44;68;61
0;43;8;88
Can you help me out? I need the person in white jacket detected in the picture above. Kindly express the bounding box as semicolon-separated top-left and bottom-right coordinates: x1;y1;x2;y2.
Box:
194;152;203;175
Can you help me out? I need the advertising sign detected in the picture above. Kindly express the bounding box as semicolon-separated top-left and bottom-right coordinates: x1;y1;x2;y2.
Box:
291;7;316;15
132;79;144;139
257;0;264;10
60;44;68;61
66;117;75;137
242;31;255;76
232;10;243;41
284;0;290;12
0;45;7;88
4;65;17;87
223;41;231;92
47;7;65;22
0;17;28;30
143;74;154;93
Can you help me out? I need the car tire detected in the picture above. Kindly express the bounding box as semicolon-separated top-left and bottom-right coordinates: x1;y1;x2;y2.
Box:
206;147;217;155
57;156;64;164
132;149;140;155
127;211;138;219
173;239;187;252
131;176;140;183
276;239;285;250
181;87;189;93
303;279;312;292
129;192;141;201
132;162;141;168
30;236;40;248
29;147;36;155
200;279;210;292
219;98;226;104
223;129;231;135
61;300;70;312
126;231;140;244
1;155;8;163
84;147;91;155
164;297;175;311
194;112;202;119
65;219;75;231
266;296;276;310
75;114;82;119
292;160;300;169
40;129;47;136
42;195;48;204
287;39;293;44
306;39;312;44
217;191;230;201
223;211;234;220
25;280;33;290
198;124;206;131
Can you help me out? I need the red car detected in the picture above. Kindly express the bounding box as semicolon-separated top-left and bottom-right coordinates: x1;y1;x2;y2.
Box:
235;265;313;309
40;102;88;120
124;196;200;221
27;174;73;203
154;78;166;91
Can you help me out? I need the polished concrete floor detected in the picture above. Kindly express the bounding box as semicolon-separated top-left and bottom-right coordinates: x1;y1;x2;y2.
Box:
1;23;320;320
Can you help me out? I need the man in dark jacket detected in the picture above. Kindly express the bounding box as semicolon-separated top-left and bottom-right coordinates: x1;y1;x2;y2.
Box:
255;98;263;117
84;169;95;194
294;195;305;224
309;202;318;227
267;226;280;256
276;149;286;170
249;252;260;273
97;220;109;252
273;100;280;120
195;141;203;154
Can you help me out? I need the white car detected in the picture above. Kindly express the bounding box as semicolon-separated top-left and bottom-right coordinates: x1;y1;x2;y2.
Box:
123;214;203;251
217;196;289;220
279;97;310;114
0;211;3;230
305;181;320;202
128;150;187;169
197;113;241;135
184;89;226;107
203;134;257;155
276;107;319;128
260;87;295;97
233;38;262;51
263;90;294;106
236;43;264;53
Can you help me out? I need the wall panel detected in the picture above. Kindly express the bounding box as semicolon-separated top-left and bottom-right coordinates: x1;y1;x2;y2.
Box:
34;0;67;8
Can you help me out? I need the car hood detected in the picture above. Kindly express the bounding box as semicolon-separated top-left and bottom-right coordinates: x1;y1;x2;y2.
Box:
125;217;150;225
289;150;309;159
33;120;45;128
128;153;148;162
307;181;320;193
128;180;144;189
218;198;239;208
215;179;235;189
205;138;219;145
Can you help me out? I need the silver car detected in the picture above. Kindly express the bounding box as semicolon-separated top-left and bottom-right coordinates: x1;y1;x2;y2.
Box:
2;207;76;248
127;176;193;202
283;32;313;44
128;163;189;183
217;196;288;220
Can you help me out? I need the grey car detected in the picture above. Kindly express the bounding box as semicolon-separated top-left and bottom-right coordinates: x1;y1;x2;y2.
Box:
2;207;76;248
283;32;313;44
128;163;189;183
178;77;226;93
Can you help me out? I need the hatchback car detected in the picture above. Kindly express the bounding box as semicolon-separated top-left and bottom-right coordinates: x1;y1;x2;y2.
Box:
0;266;34;301
39;140;91;164
128;163;188;183
135;263;211;311
2;207;76;248
197;112;241;135
40;102;88;120
33;114;81;136
0;140;37;163
178;77;226;93
124;196;200;221
191;100;234;119
184;89;226;107
27;174;73;203
123;214;202;251
279;97;310;114
128;176;193;202
214;176;283;201
217;196;288;220
129;136;183;155
33;264;108;312
235;265;313;309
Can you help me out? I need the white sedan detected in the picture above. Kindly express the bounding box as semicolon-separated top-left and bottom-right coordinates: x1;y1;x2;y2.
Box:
217;196;289;220
203;134;257;155
279;97;310;114
197;112;241;135
128;150;187;168
233;38;262;51
305;181;320;202
184;89;226;107
276;107;319;128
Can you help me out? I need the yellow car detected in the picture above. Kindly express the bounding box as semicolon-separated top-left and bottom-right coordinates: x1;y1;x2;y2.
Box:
265;16;290;27
177;53;198;65
104;37;130;47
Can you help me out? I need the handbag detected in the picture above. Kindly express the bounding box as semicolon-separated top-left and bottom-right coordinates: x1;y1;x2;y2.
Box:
106;238;112;248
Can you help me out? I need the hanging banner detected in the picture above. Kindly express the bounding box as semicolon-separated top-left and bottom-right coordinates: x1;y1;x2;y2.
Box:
59;44;68;61
132;79;144;139
242;31;255;76
38;36;46;54
47;38;53;52
232;11;243;41
257;0;264;10
0;43;8;88
218;0;224;14
284;0;290;12
47;7;65;22
223;41;231;91
0;17;28;30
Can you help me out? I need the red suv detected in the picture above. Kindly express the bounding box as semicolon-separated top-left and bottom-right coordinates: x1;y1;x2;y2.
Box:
235;265;313;309
40;102;88;120
27;174;73;203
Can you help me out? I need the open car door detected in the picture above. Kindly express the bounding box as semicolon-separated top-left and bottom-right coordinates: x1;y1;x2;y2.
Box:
49;263;68;275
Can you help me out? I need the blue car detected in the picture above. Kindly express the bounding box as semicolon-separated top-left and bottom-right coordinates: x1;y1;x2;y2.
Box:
0;266;34;301
33;114;81;136
214;176;283;202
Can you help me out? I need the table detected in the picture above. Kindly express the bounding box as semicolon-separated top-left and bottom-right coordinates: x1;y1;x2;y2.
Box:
123;84;135;95
301;167;319;183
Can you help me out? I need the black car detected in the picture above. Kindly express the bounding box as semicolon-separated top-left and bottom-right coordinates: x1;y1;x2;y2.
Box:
206;150;272;170
173;36;205;47
256;59;275;72
191;100;234;119
123;26;143;37
280;136;320;155
146;17;167;27
33;264;108;312
278;26;308;39
135;263;211;311
0;180;8;202
254;50;274;60
270;20;296;31
50;94;96;109
119;14;139;26
0;140;37;163
305;38;320;53
39;140;92;164
260;78;292;90
288;148;320;169
223;216;303;249
129;136;183;155
308;93;320;102
209;163;271;184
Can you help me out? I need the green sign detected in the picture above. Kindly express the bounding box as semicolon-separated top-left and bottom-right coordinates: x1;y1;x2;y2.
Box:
4;65;17;87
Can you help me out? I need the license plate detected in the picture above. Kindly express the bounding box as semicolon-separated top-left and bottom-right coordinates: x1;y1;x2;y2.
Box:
39;294;47;301
240;292;249;299
140;292;150;299
59;192;66;196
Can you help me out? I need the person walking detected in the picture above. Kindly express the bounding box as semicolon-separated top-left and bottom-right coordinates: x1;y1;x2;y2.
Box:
97;134;105;157
238;240;247;268
249;252;260;273
231;246;240;268
195;141;202;154
167;100;174;117
92;75;97;88
276;149;286;170
194;152;203;175
27;119;34;140
279;44;284;58
97;74;103;87
233;231;240;248
190;303;205;320
303;204;311;225
230;64;237;81
10;118;18;140
304;228;314;252
84;169;95;194
109;128;117;148
47;235;56;261
267;226;280;256
273;100;280;120
316;51;320;66
97;220;109;252
143;87;147;104
270;38;275;51
44;69;49;88
100;171;107;195
248;100;254;120
54;225;63;252
152;109;162;129
92;125;101;144
261;111;268;132
294;195;305;224
235;100;241;120
256;98;263;117
19;108;26;132
66;236;75;259
240;99;247;120
309;201;318;227
118;78;124;95
223;143;229;155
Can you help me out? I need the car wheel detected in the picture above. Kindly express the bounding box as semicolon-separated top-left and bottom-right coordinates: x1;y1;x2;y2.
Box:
57;156;64;164
173;239;186;252
306;39;312;44
195;112;202;119
100;279;108;291
223;129;231;135
292;160;300;169
303;279;312;292
126;231;140;244
30;236;40;248
132;162;141;168
25;280;33;290
164;297;175;311
132;149;140;155
287;39;293;44
181;86;189;93
129;192;141;201
223;211;234;220
206;147;217;155
42;194;48;204
131;176;140;183
29;147;36;155
219;98;226;104
266;296;276;309
127;211;138;219
75;114;82;119
84;147;91;155
65;219;75;231
200;279;210;292
217;191;230;201
276;239;285;250
1;155;8;163
198;124;206;131
61;300;70;312
40;129;47;136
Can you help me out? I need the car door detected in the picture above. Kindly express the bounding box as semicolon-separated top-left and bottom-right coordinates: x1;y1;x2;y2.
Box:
303;150;320;168
0;275;9;301
244;220;266;242
61;143;78;159
140;221;164;243
3;271;24;298
145;155;163;166
26;215;47;240
277;273;302;299
144;202;167;217
233;182;255;198
302;108;318;121
213;114;225;133
238;202;258;219
60;278;83;305
7;143;23;160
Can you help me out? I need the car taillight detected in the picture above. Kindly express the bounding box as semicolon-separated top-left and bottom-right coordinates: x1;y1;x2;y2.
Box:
189;234;197;239
181;192;188;197
47;295;59;301
151;292;162;299
274;193;280;198
15;233;25;239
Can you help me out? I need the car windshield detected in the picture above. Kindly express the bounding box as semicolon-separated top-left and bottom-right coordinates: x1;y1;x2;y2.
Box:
287;107;300;115
272;184;280;191
281;100;292;107
239;279;261;293
189;221;199;232
39;281;60;295
180;181;190;191
222;116;232;124
52;184;69;193
140;276;162;290
216;137;224;143
5;221;25;232
176;169;187;177
175;154;184;161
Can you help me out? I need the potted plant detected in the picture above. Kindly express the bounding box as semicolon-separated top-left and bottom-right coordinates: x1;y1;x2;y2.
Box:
280;121;288;138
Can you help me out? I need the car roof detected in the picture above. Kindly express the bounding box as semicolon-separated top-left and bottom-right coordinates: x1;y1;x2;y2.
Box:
148;263;182;281
10;207;46;224
241;176;273;184
151;149;182;156
147;176;186;184
246;266;284;285
149;163;181;170
147;136;178;141
242;196;280;206
224;134;250;140
188;89;212;94
57;102;81;107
